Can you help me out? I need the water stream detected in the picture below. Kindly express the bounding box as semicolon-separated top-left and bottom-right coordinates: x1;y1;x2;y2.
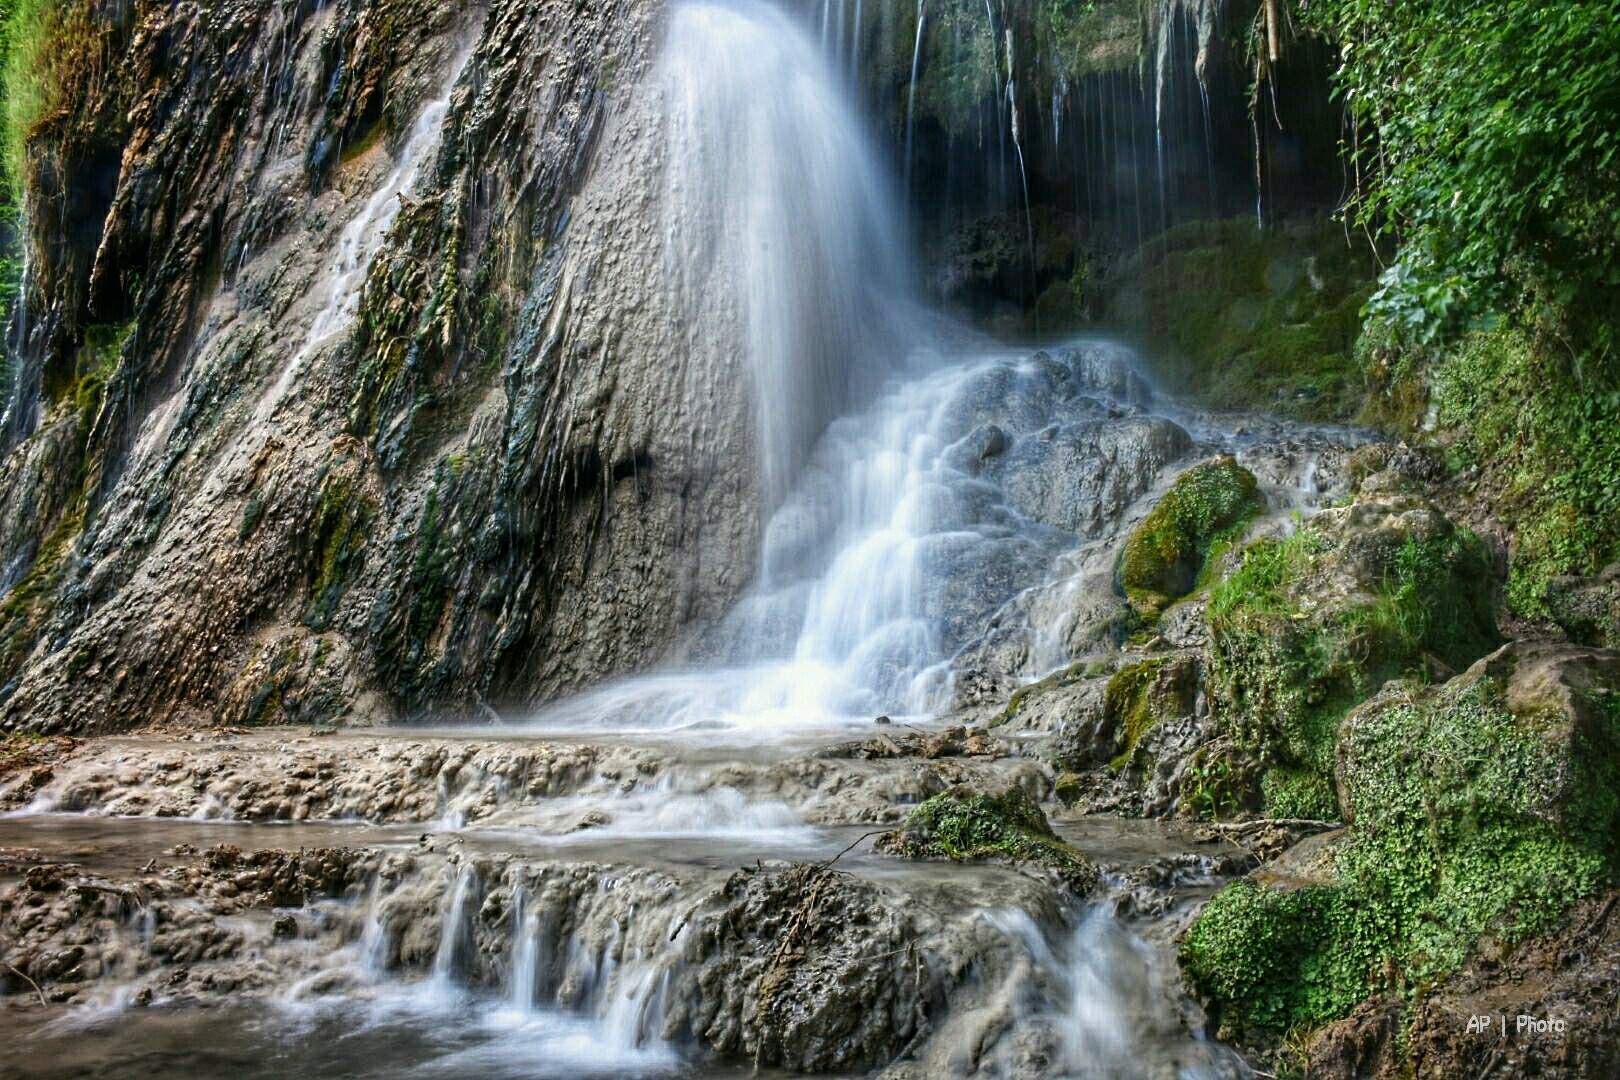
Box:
0;2;1344;1075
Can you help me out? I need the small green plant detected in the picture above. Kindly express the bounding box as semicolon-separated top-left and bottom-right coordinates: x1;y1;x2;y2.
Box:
878;786;1096;889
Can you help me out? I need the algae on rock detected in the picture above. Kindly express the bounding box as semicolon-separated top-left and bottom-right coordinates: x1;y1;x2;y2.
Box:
876;785;1096;892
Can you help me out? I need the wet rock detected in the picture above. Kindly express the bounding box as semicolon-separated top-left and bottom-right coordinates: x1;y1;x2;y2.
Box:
1;733;662;824
1034;651;1209;817
683;863;935;1071
817;725;1007;761
940;423;1009;476
916;532;1062;655
987;417;1193;537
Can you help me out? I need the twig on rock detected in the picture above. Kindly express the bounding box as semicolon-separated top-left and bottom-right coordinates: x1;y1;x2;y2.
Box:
6;963;47;1007
817;829;888;869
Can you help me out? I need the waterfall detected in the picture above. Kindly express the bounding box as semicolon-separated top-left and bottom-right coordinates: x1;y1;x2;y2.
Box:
658;0;920;504
509;886;542;1013
433;866;478;985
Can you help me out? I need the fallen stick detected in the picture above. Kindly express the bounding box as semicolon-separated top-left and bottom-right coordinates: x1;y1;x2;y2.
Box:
6;963;47;1008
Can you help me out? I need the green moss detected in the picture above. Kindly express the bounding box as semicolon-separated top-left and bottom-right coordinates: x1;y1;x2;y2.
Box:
1109;219;1378;423
1103;658;1164;770
1204;520;1499;819
1053;771;1085;807
43;320;130;416
1425;323;1620;621
879;786;1096;889
240;642;300;726
1120;456;1264;623
305;470;375;631
0;502;82;680
337;117;386;165
1182;667;1620;1040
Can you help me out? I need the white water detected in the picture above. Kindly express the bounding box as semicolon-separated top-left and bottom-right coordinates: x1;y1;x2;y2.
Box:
983;908;1246;1079
518;339;1167;737
658;0;924;503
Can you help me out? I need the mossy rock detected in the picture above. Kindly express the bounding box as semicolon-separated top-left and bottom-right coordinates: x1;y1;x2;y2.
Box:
875;786;1096;892
1545;564;1620;651
1119;455;1264;623
1181;641;1620;1043
1104;218;1378;423
1202;494;1500;819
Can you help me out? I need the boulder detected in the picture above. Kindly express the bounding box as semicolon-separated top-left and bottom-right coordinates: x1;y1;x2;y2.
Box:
875;786;1097;893
1118;455;1264;623
987;417;1192;536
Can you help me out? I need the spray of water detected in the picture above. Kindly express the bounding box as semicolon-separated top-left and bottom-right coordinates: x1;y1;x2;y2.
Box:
658;0;921;504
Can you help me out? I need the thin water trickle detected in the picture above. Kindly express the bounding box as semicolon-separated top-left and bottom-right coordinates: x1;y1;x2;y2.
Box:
903;0;927;193
433;866;478;987
259;47;471;422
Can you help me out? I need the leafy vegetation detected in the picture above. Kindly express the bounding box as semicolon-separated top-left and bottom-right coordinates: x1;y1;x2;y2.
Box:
1182;656;1620;1038
1425;323;1620;618
1301;0;1620;354
1284;0;1620;620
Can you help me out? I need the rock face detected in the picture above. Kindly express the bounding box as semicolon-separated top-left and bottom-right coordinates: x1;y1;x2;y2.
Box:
0;0;785;733
989;416;1193;537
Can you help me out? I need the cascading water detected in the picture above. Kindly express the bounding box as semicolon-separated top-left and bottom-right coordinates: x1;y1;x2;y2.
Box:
659;0;922;504
3;3;1353;1077
519;0;1213;738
